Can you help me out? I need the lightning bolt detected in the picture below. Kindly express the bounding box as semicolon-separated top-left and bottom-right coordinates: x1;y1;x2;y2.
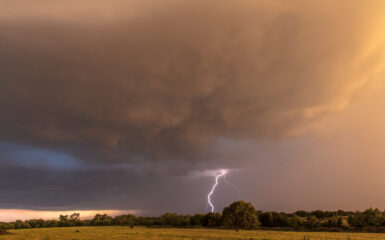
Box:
207;169;228;213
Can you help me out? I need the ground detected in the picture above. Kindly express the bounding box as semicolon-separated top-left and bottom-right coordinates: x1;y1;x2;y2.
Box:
1;227;385;240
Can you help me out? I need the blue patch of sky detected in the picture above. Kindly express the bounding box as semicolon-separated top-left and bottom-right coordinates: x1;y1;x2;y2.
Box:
0;142;81;170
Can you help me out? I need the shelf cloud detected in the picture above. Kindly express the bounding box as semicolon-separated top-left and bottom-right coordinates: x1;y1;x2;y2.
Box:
1;0;385;212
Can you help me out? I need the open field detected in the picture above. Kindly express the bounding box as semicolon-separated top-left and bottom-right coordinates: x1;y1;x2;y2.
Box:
1;227;385;240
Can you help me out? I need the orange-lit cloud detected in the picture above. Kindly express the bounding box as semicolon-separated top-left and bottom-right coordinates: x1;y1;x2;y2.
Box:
1;0;384;167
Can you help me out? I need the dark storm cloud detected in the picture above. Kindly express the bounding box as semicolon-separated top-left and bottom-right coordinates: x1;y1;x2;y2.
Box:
1;0;383;168
1;0;385;211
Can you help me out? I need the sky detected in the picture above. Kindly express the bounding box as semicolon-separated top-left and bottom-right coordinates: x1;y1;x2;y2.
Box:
1;0;385;221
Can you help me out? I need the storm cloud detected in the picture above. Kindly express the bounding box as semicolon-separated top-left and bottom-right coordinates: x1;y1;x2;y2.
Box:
1;0;385;212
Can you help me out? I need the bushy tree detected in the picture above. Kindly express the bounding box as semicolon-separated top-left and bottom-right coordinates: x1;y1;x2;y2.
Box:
134;216;160;227
259;212;289;227
305;215;321;229
113;214;136;226
259;212;274;227
191;214;205;226
203;212;221;227
323;216;343;228
69;213;81;226
159;213;191;227
295;210;310;217
222;201;260;231
363;208;384;227
0;222;12;230
287;214;304;228
14;220;30;229
311;210;336;219
92;214;113;226
160;213;181;226
337;210;354;216
25;219;44;228
181;215;192;227
58;215;70;227
81;219;92;226
348;211;365;227
43;220;59;228
348;208;385;227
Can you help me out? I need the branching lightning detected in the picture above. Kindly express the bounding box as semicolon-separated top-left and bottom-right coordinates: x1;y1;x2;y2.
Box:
223;174;239;193
207;169;238;213
207;169;227;212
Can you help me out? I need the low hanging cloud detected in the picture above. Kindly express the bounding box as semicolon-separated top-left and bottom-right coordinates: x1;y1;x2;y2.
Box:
1;0;385;171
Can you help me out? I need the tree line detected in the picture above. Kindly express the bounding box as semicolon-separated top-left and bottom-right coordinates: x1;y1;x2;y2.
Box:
1;201;385;232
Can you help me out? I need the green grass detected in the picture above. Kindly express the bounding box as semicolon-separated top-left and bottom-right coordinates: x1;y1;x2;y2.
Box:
1;226;385;240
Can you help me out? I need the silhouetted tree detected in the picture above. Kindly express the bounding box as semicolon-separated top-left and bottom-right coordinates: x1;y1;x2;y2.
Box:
305;215;321;229
134;216;160;227
160;213;182;226
92;214;113;226
222;201;260;231
203;212;221;227
287;214;304;228
113;214;135;226
295;210;310;218
69;213;81;226
323;216;343;228
25;219;44;228
348;208;385;228
14;220;30;229
58;215;70;227
43;220;59;228
191;214;205;226
259;212;289;227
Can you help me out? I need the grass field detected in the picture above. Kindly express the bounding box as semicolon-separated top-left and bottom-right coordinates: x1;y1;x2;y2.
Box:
1;227;385;240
